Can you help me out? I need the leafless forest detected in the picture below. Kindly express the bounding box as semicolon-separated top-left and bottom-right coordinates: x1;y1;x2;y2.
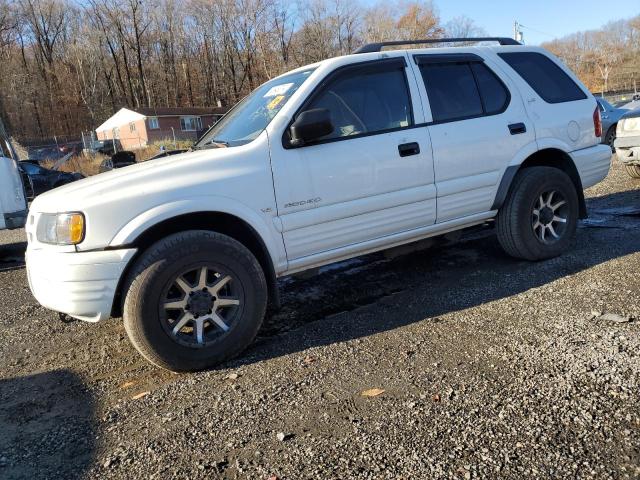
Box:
0;0;638;142
544;16;640;96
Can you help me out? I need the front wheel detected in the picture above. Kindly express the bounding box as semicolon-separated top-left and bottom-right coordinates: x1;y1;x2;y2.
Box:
624;165;640;179
496;166;579;261
123;230;267;372
604;126;616;152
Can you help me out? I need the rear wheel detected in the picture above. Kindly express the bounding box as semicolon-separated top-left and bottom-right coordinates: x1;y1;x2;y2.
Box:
496;166;579;261
123;230;267;372
624;165;640;179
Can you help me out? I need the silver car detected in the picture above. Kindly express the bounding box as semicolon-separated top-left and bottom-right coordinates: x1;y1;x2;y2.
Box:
614;108;640;178
596;98;628;149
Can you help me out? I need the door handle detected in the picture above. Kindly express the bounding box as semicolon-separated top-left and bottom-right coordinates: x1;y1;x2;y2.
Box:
398;142;420;157
508;123;527;135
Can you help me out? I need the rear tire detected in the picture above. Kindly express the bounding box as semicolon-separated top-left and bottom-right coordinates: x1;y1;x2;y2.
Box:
624;165;640;179
123;230;267;372
496;167;579;261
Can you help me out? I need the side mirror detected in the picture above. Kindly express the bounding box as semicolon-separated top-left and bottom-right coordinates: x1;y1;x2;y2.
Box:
290;109;333;146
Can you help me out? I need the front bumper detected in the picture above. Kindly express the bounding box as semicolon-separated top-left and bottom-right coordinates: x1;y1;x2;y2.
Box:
26;247;136;322
4;209;27;230
614;135;640;165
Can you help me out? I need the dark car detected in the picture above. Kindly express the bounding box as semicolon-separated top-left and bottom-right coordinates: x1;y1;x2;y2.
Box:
90;139;123;156
99;151;136;173
27;146;65;162
59;142;83;156
19;161;84;199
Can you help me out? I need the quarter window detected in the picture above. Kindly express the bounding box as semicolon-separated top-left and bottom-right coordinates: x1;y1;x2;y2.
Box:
180;116;202;131
498;52;587;104
301;60;413;141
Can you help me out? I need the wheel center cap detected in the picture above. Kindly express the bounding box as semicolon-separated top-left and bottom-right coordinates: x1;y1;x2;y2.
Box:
190;291;214;317
539;206;554;225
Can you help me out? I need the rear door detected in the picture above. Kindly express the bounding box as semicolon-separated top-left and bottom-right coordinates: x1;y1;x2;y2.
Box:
413;53;535;222
269;55;436;264
496;49;597;151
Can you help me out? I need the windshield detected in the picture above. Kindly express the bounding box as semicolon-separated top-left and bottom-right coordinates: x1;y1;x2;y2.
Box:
196;69;315;148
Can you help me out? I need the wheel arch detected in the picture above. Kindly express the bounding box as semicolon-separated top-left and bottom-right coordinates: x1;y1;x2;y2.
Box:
110;210;281;317
492;148;587;218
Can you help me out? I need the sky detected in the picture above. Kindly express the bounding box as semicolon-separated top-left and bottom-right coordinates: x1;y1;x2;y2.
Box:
375;0;640;45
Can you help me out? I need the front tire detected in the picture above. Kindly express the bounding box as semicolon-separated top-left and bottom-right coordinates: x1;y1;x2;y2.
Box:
123;230;267;372
496;167;579;261
604;126;616;151
624;165;640;179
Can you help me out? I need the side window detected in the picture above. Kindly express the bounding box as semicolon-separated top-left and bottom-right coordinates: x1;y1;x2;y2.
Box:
471;63;509;115
418;60;510;123
303;61;413;141
498;52;587;104
419;63;483;122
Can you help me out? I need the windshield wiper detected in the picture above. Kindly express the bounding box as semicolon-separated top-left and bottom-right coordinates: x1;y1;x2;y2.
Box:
193;139;229;150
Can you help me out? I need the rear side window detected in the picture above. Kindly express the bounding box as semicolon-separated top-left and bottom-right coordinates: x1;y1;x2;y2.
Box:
471;63;509;115
418;61;510;122
498;52;587;104
420;63;482;122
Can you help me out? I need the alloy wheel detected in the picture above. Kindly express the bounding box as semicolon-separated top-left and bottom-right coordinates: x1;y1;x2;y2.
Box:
160;265;242;348
531;190;568;244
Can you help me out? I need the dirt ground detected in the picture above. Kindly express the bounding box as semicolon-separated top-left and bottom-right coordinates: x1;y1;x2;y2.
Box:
0;159;638;480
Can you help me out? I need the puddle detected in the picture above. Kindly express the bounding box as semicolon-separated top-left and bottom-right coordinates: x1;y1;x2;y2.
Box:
591;207;640;217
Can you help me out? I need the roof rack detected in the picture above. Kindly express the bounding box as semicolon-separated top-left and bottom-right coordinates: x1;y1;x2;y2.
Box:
354;37;521;54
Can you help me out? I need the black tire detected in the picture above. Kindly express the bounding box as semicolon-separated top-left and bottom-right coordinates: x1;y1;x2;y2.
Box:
624;165;640;179
123;230;267;372
604;125;616;151
496;166;579;261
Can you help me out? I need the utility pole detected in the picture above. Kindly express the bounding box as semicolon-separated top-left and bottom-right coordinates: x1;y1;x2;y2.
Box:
513;21;524;44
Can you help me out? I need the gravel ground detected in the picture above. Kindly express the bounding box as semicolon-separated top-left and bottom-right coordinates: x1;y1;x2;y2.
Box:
0;159;638;480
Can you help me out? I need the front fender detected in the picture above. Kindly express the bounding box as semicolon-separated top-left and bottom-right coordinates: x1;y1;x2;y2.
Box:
108;196;287;272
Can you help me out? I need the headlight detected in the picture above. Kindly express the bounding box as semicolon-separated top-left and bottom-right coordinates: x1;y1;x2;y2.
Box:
621;117;640;132
36;212;85;245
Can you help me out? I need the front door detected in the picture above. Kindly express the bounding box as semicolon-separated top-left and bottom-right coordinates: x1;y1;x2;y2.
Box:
269;55;436;265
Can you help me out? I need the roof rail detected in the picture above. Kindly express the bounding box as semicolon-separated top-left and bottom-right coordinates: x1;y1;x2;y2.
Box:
354;37;521;54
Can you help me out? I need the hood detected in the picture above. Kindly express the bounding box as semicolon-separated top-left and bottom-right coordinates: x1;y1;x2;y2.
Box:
620;108;640;120
31;146;252;214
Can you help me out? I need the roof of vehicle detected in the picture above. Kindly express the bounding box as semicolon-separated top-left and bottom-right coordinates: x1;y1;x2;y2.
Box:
277;39;531;81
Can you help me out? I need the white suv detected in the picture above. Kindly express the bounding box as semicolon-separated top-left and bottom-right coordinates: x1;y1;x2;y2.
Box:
26;38;611;371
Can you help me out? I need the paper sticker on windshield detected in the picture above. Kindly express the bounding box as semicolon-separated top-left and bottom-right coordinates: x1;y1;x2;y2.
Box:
264;83;293;98
267;95;285;110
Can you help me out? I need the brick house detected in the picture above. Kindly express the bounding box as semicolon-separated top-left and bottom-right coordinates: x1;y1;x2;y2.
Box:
95;106;227;150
